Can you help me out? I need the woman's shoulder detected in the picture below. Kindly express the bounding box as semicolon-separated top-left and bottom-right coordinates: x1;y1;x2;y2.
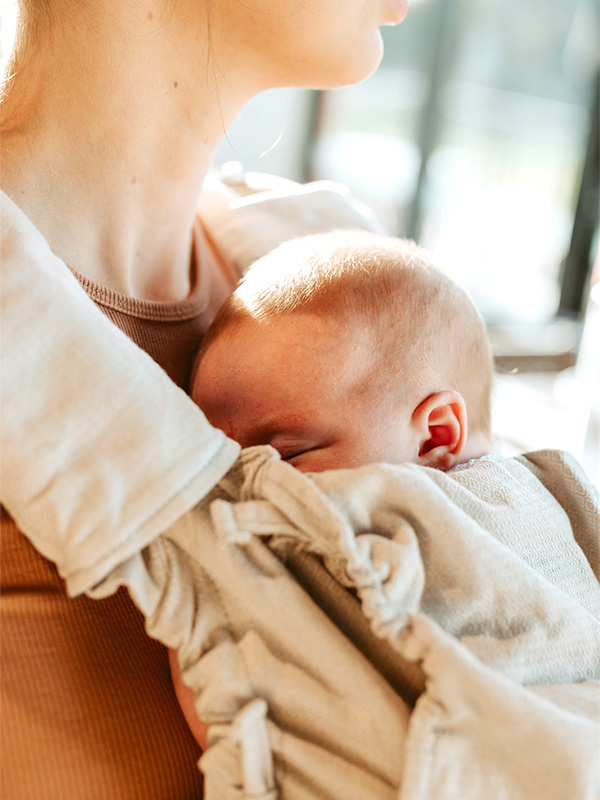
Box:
198;163;385;276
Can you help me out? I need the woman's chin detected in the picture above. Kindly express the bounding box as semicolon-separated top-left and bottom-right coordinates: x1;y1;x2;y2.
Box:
259;30;384;93
310;34;384;90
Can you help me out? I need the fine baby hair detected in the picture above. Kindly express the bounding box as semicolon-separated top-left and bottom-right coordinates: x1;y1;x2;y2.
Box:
197;229;495;441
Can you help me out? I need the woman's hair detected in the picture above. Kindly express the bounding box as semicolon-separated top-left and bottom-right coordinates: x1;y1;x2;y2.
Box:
199;230;495;436
1;0;51;101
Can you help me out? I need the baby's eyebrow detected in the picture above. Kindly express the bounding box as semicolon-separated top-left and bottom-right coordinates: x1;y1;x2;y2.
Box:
248;415;314;438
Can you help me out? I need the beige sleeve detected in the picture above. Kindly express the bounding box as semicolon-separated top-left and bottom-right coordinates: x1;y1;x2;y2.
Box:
0;190;240;594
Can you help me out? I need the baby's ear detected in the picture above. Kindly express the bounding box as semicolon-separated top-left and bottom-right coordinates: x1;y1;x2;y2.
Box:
412;391;467;471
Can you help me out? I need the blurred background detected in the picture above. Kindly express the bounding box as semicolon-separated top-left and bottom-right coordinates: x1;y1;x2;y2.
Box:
2;0;599;481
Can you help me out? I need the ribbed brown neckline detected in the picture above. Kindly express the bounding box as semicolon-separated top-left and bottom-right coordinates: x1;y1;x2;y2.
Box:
67;221;211;322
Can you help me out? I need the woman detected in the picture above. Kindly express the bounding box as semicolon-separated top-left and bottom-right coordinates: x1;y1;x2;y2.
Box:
0;0;408;796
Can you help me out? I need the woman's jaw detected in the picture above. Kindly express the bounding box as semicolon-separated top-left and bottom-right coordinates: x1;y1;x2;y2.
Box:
208;0;409;93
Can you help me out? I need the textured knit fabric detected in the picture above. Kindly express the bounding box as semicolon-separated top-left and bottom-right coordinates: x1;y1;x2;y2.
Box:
87;446;599;800
1;521;206;799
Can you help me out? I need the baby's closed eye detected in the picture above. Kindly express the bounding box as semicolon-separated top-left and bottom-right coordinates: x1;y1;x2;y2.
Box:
272;441;319;462
266;434;330;470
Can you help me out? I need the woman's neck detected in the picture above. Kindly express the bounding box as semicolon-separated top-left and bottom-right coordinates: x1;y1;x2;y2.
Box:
0;5;252;301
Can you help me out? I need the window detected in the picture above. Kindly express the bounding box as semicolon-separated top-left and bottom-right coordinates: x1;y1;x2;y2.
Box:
308;0;599;332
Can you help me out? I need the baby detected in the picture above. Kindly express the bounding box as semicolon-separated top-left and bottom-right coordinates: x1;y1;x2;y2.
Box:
191;229;494;474
174;231;600;760
172;229;495;749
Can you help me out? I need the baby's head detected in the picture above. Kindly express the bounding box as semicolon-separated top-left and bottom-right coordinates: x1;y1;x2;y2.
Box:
192;230;494;472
